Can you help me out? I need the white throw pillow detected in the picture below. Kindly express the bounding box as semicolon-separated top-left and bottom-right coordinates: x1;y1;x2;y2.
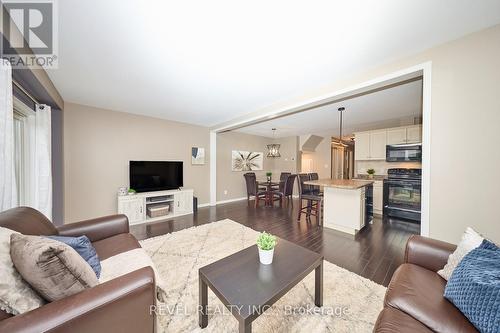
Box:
437;227;484;281
0;227;45;314
99;248;167;302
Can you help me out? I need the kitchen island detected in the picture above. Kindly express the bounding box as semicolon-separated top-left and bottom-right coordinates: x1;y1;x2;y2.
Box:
304;179;374;235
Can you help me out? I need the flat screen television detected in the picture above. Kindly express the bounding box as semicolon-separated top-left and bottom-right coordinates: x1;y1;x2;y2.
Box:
129;161;183;192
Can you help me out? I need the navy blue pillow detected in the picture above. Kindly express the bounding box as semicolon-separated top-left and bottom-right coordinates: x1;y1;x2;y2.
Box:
46;235;101;278
444;239;500;333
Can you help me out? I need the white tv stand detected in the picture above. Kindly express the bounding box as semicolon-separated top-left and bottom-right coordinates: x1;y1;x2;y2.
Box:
117;188;194;225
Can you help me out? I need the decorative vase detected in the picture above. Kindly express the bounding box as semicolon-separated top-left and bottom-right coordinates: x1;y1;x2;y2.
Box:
266;175;271;182
368;174;374;179
258;247;274;265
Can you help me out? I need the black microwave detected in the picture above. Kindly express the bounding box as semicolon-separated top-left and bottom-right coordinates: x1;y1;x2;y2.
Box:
386;143;422;162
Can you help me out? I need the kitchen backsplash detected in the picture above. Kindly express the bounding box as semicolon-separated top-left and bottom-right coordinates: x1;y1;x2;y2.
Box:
355;160;422;176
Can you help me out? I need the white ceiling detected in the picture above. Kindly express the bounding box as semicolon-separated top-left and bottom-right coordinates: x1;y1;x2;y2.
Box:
237;79;423;138
47;1;500;127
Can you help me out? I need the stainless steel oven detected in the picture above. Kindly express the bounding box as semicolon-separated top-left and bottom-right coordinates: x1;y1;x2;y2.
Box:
386;143;422;162
383;168;421;222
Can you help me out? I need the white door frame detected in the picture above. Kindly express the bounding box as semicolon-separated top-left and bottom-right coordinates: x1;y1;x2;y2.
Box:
209;131;217;206
209;62;431;236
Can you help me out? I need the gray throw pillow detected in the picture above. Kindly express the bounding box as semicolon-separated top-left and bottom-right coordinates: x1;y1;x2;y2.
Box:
0;227;45;314
10;234;98;302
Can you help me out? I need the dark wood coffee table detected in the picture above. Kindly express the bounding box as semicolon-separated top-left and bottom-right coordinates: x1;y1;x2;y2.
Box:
199;238;323;333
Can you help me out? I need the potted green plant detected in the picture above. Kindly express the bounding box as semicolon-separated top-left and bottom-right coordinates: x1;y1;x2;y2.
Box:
266;171;272;182
257;231;277;264
367;168;375;179
128;188;136;195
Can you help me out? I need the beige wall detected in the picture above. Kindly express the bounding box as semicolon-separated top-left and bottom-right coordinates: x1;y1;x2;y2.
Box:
271;136;299;176
63;103;210;222
214;25;500;244
300;133;332;178
216;132;298;201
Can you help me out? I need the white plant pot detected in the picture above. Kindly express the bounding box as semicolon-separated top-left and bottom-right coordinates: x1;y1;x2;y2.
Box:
258;248;274;265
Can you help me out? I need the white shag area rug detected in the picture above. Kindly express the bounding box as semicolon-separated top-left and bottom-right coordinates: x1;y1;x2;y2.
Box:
140;219;386;333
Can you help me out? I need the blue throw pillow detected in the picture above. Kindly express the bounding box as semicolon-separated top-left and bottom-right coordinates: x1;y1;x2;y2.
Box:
444;239;500;333
46;235;101;278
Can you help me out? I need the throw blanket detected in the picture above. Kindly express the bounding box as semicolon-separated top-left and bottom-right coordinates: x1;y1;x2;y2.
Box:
99;248;167;302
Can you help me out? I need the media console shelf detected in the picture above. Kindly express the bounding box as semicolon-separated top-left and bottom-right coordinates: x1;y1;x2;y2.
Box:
117;189;194;225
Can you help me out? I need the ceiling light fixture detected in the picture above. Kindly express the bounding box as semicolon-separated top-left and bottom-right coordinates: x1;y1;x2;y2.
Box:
267;128;281;158
336;107;348;147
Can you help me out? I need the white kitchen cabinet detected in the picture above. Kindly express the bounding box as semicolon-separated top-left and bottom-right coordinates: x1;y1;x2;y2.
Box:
386;127;407;145
373;181;383;215
323;185;369;235
354;130;386;160
118;197;145;224
387;125;422;144
354;132;370;160
355;125;422;161
369;130;387;160
406;125;422;143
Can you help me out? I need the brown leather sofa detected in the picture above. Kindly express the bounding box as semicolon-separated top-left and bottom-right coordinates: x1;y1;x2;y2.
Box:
374;235;478;333
0;207;156;333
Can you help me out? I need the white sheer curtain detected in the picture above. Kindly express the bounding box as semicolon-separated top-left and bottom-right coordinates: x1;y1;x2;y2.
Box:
28;104;52;220
0;60;17;211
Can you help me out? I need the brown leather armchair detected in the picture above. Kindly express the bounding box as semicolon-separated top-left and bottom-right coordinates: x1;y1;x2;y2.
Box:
374;235;478;333
0;207;156;333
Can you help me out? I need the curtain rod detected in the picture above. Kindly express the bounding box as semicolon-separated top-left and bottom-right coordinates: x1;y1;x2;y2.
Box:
12;79;40;105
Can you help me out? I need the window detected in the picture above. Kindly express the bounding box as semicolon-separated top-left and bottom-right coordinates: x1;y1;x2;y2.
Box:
13;98;34;206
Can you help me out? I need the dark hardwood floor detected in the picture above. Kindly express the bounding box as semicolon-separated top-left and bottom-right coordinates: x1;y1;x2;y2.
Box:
130;199;420;286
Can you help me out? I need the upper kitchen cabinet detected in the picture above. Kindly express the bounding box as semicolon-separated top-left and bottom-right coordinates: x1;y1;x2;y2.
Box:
354;130;386;160
354;132;370;160
387;125;422;144
406;125;422;143
386;127;407;144
355;125;422;160
369;130;387;159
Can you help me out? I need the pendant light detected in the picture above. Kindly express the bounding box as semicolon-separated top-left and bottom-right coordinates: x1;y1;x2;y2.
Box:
336;107;348;147
267;128;281;158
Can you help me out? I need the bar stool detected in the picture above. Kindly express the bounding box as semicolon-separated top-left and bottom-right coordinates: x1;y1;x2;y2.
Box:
297;173;323;225
308;172;323;196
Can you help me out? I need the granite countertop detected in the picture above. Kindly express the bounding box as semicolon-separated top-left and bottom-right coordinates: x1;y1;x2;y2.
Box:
354;174;387;181
304;179;374;189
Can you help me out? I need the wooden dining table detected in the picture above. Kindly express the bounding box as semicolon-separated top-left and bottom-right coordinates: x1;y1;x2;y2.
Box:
257;180;283;207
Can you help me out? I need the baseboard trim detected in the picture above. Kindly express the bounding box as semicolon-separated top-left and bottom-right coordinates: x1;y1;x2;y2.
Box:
216;196;248;205
201;195;296;207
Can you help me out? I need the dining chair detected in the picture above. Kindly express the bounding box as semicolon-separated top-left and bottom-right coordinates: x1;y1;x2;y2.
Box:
243;173;267;207
279;172;291;192
283;174;297;205
271;173;296;207
297;173;322;224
